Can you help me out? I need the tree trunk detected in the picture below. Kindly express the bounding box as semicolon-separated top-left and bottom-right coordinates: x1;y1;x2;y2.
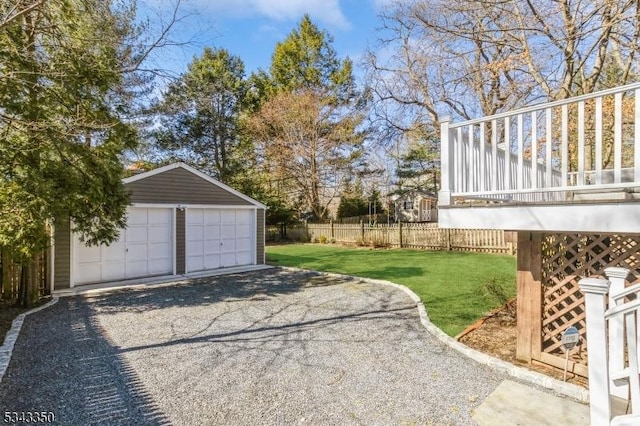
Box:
17;255;40;308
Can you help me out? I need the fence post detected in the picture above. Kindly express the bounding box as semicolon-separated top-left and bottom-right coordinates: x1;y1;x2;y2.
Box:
579;277;611;426
330;220;334;240
446;228;451;251
399;222;403;248
360;221;365;242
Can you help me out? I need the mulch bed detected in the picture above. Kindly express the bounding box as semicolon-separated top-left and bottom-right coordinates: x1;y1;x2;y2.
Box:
457;298;588;388
0;301;31;344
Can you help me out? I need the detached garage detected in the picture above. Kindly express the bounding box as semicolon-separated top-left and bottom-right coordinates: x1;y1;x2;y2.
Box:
52;162;266;290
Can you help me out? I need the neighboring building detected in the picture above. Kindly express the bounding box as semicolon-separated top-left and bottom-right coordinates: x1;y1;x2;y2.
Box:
392;190;438;223
52;162;266;290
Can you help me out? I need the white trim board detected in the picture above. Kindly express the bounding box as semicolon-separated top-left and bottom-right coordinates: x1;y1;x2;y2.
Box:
439;202;640;233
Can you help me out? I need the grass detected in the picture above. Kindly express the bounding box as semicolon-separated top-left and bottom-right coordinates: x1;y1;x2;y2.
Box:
266;244;516;336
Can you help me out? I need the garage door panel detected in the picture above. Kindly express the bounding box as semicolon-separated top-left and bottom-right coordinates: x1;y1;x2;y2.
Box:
236;251;252;265
187;224;203;239
103;243;125;262
204;225;220;240
187;240;203;256
187;256;204;272
127;209;148;225
127;226;148;243
76;244;101;263
77;264;101;283
222;239;236;252
187;209;203;223
220;210;235;223
204;240;221;254
148;208;171;224
221;224;235;239
149;226;171;242
102;262;125;281
204;255;220;269
74;207;173;285
236;224;251;238
186;208;255;273
149;242;171;259
126;260;148;277
236;210;252;223
149;259;171;275
236;237;251;251
204;210;220;223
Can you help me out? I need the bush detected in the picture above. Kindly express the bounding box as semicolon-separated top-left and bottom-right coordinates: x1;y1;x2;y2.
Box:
482;277;516;318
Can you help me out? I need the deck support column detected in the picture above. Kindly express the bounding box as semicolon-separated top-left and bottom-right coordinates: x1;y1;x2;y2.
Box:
516;231;543;362
438;116;453;207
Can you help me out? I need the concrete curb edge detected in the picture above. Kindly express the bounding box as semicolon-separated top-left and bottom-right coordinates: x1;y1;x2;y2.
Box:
279;266;590;404
0;297;59;384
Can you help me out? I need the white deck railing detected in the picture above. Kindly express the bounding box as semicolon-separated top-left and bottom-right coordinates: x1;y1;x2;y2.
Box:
439;82;640;206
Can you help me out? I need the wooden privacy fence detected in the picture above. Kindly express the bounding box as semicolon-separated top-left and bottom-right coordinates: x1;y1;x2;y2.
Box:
267;222;516;255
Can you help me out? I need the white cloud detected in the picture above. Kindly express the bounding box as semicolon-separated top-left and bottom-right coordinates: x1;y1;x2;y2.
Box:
194;0;351;30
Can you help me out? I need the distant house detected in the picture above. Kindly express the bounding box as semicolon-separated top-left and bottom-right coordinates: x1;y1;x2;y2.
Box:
392;190;438;223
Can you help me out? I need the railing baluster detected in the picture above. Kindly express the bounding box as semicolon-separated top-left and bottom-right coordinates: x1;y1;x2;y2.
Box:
531;111;537;190
491;119;497;191
545;108;552;188
457;127;463;192
468;124;474;192
561;104;568;186
578;100;585;186
595;96;603;185
615;92;623;184
517;114;524;190
480;122;485;192
504;117;511;190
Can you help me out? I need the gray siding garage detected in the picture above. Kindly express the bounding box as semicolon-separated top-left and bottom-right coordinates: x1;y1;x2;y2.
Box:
53;162;266;290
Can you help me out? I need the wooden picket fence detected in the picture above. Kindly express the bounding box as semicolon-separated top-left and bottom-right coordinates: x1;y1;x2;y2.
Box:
267;222;516;255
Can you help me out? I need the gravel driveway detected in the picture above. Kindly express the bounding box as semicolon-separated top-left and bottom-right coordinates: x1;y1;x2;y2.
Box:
0;268;506;425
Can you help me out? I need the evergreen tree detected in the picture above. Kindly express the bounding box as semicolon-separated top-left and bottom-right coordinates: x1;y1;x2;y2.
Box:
0;0;163;305
152;47;252;187
247;15;367;220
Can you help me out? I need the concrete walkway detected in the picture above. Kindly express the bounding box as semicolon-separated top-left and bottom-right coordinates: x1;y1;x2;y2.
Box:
0;268;591;425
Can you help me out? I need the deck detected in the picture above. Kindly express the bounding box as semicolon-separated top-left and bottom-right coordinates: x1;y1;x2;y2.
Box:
438;82;640;232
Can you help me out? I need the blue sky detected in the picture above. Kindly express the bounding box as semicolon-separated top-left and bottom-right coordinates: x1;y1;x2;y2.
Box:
140;0;388;80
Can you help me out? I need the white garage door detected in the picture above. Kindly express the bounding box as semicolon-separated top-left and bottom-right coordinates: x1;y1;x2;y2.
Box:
74;208;173;285
186;208;254;273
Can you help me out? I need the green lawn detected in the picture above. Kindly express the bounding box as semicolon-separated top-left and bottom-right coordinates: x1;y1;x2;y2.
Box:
266;244;516;336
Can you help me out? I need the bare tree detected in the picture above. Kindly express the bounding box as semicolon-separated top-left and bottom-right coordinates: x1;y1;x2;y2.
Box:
247;90;365;220
365;0;640;137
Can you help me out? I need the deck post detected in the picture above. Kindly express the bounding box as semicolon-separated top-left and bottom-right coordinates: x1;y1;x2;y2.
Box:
516;231;543;362
604;267;631;400
438;116;453;207
579;277;611;426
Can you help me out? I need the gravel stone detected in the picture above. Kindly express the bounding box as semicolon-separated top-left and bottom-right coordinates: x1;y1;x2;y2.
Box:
0;268;507;425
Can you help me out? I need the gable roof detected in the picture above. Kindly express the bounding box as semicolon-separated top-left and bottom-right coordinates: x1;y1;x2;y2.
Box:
123;162;266;209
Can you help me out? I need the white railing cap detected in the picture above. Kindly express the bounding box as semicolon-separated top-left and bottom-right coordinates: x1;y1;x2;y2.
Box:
604;267;631;280
579;277;611;294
